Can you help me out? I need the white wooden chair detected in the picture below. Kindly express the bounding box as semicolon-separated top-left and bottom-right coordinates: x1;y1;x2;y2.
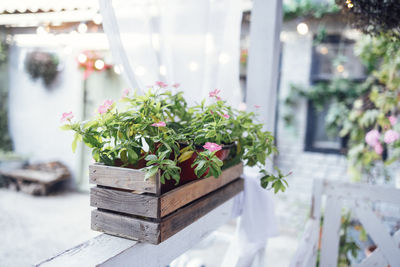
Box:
290;179;400;267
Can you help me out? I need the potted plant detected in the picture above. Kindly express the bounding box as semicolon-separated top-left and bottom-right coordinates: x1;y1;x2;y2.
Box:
61;83;289;193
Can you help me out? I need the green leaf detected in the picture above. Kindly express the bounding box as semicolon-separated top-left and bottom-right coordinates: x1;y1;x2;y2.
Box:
71;133;82;153
127;148;138;163
60;124;72;130
145;154;157;161
145;165;159;180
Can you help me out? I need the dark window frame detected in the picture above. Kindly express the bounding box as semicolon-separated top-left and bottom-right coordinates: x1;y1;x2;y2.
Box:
304;34;364;154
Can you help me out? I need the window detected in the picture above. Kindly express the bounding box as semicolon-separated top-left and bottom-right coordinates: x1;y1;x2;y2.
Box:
305;34;365;153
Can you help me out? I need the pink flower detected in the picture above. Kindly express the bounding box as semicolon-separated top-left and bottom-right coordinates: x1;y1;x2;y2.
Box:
98;99;114;114
155;81;167;88
60;111;74;122
151;121;166;127
210;110;214;114
216;96;222;101
254;105;261;109
384;130;400;144
389;116;397;126
203;142;222;152
172;83;180;88
374;143;383;155
222;114;230;119
209;89;221;98
365;129;380;147
122;88;130;98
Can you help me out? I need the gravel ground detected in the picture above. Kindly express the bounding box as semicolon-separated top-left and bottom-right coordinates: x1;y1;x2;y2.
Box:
0;188;298;267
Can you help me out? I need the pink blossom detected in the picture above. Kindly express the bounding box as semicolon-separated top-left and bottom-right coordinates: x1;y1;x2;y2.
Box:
254;105;261;109
209;89;221;98
374;143;383;155
203;142;222;152
222;114;230;119
60;111;74;122
216;96;222;101
365;129;380;147
155;81;168;88
98;99;114;114
122;88;130;98
151;121;166;127
384;130;400;144
210;110;214;114
389;116;397;126
172;83;180;88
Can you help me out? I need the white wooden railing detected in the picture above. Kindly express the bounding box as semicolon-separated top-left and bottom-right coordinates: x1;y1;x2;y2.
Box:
36;199;236;267
290;179;400;267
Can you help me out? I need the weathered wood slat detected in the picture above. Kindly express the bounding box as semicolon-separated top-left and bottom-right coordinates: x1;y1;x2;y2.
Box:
0;169;68;184
91;210;161;244
319;195;342;267
91;179;244;244
89;164;159;194
90;187;159;218
160;178;244;241
159;163;243;217
353;201;400;267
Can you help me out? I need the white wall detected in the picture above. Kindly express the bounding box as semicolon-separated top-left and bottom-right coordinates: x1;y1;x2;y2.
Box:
8;45;83;186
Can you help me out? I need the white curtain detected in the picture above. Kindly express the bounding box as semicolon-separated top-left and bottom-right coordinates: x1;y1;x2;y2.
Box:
99;0;243;107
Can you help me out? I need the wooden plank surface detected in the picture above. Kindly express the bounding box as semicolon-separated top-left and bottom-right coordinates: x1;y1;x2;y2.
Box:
160;178;244;242
91;209;161;244
37;199;237;267
91;187;159;218
160;163;243;217
89;164;158;194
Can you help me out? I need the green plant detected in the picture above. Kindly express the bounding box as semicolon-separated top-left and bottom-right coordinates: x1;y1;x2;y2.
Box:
283;0;340;21
25;51;59;87
61;84;289;192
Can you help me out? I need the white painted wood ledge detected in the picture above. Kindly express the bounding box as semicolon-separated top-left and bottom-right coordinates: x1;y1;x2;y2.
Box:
36;199;237;267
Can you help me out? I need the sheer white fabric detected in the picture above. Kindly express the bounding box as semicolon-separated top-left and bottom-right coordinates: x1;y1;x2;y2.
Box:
99;0;242;107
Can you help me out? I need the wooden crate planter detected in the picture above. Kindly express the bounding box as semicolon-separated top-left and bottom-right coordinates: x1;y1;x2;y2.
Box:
90;163;244;244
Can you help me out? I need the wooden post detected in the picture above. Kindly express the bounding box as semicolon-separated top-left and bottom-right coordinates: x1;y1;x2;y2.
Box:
246;0;282;133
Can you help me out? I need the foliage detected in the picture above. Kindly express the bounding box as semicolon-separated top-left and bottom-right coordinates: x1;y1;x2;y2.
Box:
283;0;340;21
336;0;400;40
283;79;368;137
61;84;289;192
0;36;12;152
338;35;400;181
25;51;59;87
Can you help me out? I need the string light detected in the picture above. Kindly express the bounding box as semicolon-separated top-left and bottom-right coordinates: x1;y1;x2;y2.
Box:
78;53;87;64
93;14;102;25
114;65;122;75
94;59;105;70
320;46;329;55
346;0;354;8
336;64;345;73
188;61;199;72
159;65;167;76
78;23;88;34
297;22;309;35
218;53;230;64
135;66;146;76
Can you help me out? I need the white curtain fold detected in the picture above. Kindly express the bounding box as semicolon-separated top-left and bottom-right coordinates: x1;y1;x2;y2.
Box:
99;0;242;106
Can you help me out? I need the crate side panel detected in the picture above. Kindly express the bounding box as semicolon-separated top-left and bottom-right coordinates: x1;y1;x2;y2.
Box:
91;209;160;244
90;187;159;218
160;178;244;242
160;163;243;217
89;164;157;193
